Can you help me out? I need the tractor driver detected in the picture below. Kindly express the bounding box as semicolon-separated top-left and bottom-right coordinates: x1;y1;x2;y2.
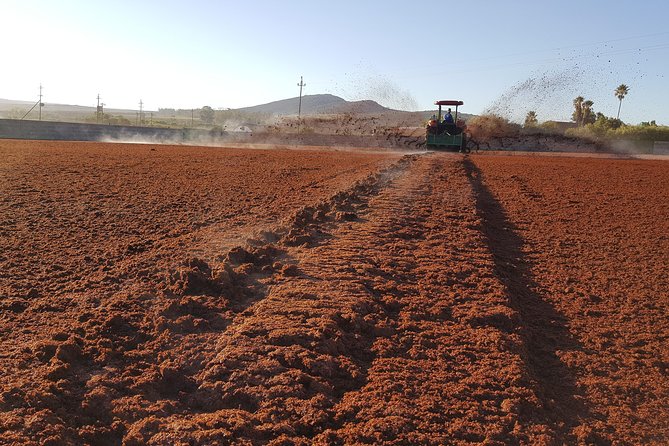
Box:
443;108;454;124
427;116;438;133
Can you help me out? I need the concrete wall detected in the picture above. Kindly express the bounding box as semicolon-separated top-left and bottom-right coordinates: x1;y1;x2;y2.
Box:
654;141;669;155
0;119;408;148
0;119;217;143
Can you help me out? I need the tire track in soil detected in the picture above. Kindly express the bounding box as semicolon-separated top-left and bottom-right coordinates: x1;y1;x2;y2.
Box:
289;154;548;445
463;158;594;443
471;155;669;445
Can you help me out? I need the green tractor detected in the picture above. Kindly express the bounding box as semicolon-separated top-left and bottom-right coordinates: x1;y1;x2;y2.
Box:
425;100;469;153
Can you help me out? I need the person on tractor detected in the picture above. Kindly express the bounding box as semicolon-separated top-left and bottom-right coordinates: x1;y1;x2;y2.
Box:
426;115;438;134
443;108;454;124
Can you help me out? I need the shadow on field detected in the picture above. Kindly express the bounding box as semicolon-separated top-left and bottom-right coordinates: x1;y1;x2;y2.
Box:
462;157;592;441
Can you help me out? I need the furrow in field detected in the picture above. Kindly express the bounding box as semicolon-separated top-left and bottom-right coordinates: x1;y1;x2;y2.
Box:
174;154;551;444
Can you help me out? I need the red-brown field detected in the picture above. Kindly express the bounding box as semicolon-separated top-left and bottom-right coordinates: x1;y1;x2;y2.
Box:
0;140;667;445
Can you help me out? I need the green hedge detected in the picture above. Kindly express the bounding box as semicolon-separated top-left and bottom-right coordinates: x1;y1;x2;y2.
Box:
566;123;669;142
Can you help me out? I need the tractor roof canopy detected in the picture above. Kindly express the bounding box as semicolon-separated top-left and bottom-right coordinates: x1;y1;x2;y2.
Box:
435;100;464;106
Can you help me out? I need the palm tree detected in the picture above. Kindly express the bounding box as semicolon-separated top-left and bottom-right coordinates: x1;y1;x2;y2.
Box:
615;84;629;119
583;100;595;125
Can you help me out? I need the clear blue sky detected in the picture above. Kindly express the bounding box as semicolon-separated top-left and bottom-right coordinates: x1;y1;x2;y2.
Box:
2;0;668;124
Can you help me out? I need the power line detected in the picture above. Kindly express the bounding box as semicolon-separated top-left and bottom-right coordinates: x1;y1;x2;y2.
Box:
396;41;669;80
446;31;669;67
385;32;669;81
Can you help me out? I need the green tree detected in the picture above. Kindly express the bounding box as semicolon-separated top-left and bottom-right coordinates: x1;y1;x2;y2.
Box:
592;112;622;134
572;96;584;126
200;106;215;125
615;84;629;119
524;111;538;127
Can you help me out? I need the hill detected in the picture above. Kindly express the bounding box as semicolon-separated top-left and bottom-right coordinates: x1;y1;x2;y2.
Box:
234;94;475;122
0;95;475;125
0;98;130;115
234;94;393;116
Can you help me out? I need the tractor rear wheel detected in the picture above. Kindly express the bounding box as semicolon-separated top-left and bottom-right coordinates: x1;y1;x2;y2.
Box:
460;135;471;153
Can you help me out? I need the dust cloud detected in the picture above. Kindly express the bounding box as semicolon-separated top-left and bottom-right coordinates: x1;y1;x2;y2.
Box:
484;66;585;123
337;66;419;111
483;38;656;123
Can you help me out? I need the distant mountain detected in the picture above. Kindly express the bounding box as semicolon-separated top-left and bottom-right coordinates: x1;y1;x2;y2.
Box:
234;95;477;121
0;98;34;106
0;98;131;114
235;94;392;116
0;95;476;123
329;100;392;115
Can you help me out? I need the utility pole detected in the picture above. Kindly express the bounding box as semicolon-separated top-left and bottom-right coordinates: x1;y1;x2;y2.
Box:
96;94;105;124
139;99;144;126
20;85;45;120
297;76;306;133
39;84;44;121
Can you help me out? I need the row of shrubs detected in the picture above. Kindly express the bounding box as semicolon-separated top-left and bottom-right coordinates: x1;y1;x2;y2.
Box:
566;121;669;142
465;114;669;143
